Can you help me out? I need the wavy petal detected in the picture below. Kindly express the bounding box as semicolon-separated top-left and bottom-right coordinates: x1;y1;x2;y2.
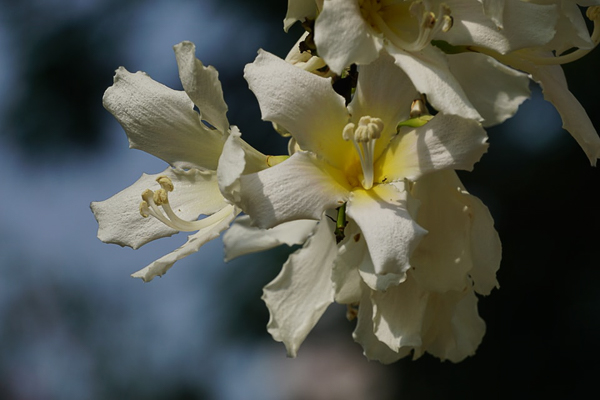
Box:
418;289;486;363
388;46;481;121
353;286;411;364
131;205;238;282
331;221;367;304
443;0;557;53
103;67;225;170
375;114;488;182
409;171;474;293
448;52;530;127
174;41;229;134
371;275;429;351
91;167;227;249
263;217;337;357
238;152;351;229
315;0;382;73
244;50;352;170
284;0;318;31
530;63;600;165
223;216;318;261
347;183;427;287
217;126;268;204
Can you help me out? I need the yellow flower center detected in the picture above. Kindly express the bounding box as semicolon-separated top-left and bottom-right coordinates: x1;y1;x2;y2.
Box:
359;0;453;52
342;116;384;190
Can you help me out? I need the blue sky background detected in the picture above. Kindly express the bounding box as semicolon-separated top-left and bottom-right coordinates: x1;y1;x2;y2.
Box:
1;1;599;399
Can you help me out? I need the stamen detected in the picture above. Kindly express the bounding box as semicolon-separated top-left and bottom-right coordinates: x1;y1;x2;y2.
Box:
139;176;233;232
342;116;384;190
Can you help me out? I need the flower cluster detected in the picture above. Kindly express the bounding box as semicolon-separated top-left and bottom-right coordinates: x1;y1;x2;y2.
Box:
92;1;600;363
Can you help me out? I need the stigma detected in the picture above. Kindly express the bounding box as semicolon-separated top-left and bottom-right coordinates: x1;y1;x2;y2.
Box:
139;176;231;232
342;116;384;190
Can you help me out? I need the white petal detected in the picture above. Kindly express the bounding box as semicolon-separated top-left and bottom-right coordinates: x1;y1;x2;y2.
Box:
314;0;382;74
103;67;225;170
530;63;600;165
444;0;558;54
461;188;501;296
331;221;368;304
91;167;227;249
217;126;267;204
238;152;351;229
131;205;238;282
348;52;418;157
376;114;488;182
371;275;429;351
353;286;411;364
263;217;337;357
173;41;229;134
223;216;318;262
284;0;318;31
244;50;353;170
447;52;530;127
419;289;486;362
346;183;427;287
479;0;505;29
387;46;482;121
545;1;595;54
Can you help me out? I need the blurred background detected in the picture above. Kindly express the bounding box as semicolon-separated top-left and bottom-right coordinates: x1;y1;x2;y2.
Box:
0;0;599;398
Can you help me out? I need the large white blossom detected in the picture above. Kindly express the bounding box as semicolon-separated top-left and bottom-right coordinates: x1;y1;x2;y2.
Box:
461;3;600;164
91;41;267;282
220;49;500;360
284;0;550;122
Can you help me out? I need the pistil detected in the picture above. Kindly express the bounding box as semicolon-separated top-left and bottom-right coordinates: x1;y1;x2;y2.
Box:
342;116;384;190
139;176;233;232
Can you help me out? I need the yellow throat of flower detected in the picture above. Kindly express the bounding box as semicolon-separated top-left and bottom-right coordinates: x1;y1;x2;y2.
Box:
342;116;384;190
359;0;453;52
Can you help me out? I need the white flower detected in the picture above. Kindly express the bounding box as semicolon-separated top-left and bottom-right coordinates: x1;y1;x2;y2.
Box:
221;49;499;359
453;3;600;164
91;41;266;282
285;0;537;125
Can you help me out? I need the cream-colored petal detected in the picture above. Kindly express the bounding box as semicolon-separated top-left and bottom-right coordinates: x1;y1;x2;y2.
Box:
263;217;337;357
331;221;367;304
443;0;558;54
353;286;412;364
375;114;488;182
91;167;227;249
418;289;486;363
530;63;600;165
217;126;268;205
244;50;352;170
103;67;225;170
448;52;530;127
461;188;501;296
284;0;318;31
131;205;238;282
315;0;383;74
238;152;351;229
223;216;318;262
173;41;229;134
387;46;482;121
371;275;429;352
347;183;427;285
